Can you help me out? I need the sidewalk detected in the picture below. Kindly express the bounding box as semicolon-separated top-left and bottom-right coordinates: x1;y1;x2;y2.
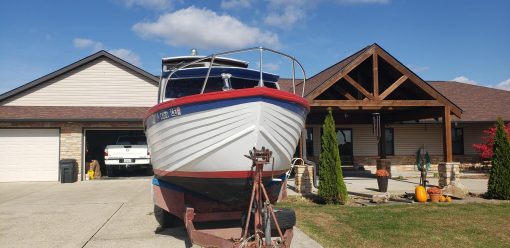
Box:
286;173;488;197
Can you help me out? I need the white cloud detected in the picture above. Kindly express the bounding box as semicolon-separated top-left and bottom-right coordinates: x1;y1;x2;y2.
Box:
119;0;173;9
109;48;142;66
73;38;142;66
73;38;104;51
452;76;478;85
221;0;252;9
132;7;280;50
264;0;309;28
496;78;510;91
336;0;390;4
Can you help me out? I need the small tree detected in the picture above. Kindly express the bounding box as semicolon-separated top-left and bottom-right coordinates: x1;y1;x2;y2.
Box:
486;118;510;199
473;123;510;159
318;109;348;204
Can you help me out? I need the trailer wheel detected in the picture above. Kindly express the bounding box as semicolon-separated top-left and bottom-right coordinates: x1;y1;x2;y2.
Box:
154;205;178;228
242;208;296;233
106;167;116;177
271;208;296;231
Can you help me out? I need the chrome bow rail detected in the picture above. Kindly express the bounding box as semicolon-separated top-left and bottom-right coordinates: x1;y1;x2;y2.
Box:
158;47;307;103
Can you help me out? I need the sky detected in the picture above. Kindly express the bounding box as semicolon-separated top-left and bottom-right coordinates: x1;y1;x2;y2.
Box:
1;0;509;94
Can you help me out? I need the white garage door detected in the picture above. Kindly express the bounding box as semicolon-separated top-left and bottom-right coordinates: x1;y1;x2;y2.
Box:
0;129;60;182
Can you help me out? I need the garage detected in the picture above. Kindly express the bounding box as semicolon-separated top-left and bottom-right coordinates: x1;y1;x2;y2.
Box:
0;51;160;181
0;129;60;182
85;129;151;177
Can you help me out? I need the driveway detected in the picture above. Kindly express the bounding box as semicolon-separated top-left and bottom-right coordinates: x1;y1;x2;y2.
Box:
0;178;321;248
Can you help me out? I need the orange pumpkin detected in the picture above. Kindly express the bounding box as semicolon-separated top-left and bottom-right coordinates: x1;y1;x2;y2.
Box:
415;186;427;203
446;196;452;202
440;195;446;202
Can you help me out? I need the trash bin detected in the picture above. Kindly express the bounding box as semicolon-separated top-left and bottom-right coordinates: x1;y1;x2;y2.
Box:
60;159;77;183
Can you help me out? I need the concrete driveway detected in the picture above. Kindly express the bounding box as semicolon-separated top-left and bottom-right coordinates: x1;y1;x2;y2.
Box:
0;178;321;248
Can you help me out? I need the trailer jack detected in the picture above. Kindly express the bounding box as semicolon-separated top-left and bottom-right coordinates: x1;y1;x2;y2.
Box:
183;147;293;248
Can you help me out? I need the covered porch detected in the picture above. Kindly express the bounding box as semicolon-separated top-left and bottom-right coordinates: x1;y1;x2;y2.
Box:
296;44;462;170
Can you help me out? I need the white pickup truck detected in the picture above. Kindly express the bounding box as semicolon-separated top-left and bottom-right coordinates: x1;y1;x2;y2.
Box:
104;135;151;177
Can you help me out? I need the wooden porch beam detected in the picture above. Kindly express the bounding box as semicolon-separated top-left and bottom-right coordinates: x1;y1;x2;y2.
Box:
307;49;374;100
373;53;379;97
344;74;374;100
311;99;443;107
331;83;356;100
379;75;408;100
442;106;453;162
376;51;462;117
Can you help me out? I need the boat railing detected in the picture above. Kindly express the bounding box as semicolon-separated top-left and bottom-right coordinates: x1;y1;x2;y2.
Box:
159;47;307;103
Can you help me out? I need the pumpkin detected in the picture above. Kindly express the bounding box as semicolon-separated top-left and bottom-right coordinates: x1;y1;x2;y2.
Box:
415;186;427;203
446;196;452;202
440;195;446;202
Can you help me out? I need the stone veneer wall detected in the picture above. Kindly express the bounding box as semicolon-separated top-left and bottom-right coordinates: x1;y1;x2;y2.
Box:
0;121;143;181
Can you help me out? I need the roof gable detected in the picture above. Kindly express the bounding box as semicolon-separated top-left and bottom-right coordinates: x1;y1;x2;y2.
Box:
0;50;159;104
304;43;462;118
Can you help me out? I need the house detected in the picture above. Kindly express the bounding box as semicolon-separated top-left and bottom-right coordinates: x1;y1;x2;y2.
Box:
0;51;158;182
1;44;508;182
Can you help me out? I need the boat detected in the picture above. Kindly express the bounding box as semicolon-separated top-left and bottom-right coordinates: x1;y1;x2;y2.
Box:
145;47;309;213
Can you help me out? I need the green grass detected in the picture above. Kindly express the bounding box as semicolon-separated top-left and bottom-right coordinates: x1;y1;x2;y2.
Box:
279;197;510;248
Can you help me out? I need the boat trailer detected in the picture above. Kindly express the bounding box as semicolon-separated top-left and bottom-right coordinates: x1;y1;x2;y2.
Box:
182;147;293;248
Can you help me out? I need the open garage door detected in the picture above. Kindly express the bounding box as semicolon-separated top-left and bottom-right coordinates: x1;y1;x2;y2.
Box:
0;129;60;182
84;129;150;178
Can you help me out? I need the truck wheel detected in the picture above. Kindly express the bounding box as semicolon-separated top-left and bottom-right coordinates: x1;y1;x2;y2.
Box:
241;208;296;233
107;167;116;177
154;205;179;228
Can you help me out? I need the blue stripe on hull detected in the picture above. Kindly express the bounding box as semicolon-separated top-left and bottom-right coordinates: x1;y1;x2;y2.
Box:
145;96;307;129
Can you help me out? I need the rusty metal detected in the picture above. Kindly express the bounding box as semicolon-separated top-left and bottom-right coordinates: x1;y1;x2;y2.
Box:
179;147;293;247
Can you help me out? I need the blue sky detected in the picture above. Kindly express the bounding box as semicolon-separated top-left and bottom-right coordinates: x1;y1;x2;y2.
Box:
1;0;509;94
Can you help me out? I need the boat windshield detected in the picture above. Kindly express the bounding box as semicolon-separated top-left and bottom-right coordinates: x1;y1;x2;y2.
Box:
165;77;277;99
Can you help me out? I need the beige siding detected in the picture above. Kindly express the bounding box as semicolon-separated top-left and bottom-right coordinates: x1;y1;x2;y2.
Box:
461;123;492;155
309;124;378;157
308;122;494;158
348;125;378;156
391;123;443;155
4;58;158;107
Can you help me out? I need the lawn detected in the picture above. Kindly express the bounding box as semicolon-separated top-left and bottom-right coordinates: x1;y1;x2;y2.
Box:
279;197;510;248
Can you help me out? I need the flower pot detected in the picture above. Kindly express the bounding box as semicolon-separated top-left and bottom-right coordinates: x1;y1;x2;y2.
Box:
429;193;441;202
377;176;389;192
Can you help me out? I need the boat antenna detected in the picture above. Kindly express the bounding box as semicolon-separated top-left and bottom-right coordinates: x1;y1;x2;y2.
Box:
190;48;198;56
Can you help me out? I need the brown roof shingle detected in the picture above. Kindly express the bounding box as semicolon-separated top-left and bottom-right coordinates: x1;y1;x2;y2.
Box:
0;106;149;121
429;81;510;122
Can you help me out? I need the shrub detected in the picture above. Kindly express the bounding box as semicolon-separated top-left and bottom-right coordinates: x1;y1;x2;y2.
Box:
486;118;510;199
318;109;348;204
473;122;510;159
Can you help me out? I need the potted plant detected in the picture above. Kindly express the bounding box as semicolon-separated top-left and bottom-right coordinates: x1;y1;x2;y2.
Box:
376;169;390;192
427;187;442;202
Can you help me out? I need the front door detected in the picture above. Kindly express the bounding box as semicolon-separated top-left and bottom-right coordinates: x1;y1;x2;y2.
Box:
336;128;353;165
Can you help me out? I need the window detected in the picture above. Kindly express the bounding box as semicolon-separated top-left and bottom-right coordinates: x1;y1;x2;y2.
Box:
452;128;464;155
306;127;314;157
384;128;394;156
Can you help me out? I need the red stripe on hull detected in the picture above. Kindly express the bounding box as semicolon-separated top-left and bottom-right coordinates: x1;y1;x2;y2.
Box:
145;87;309;119
153;169;288;178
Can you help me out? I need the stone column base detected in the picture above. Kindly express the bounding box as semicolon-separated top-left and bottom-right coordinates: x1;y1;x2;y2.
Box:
438;162;460;188
295;164;313;194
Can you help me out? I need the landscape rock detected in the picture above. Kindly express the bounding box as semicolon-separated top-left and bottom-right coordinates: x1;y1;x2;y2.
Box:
442;181;469;199
371;193;390;204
